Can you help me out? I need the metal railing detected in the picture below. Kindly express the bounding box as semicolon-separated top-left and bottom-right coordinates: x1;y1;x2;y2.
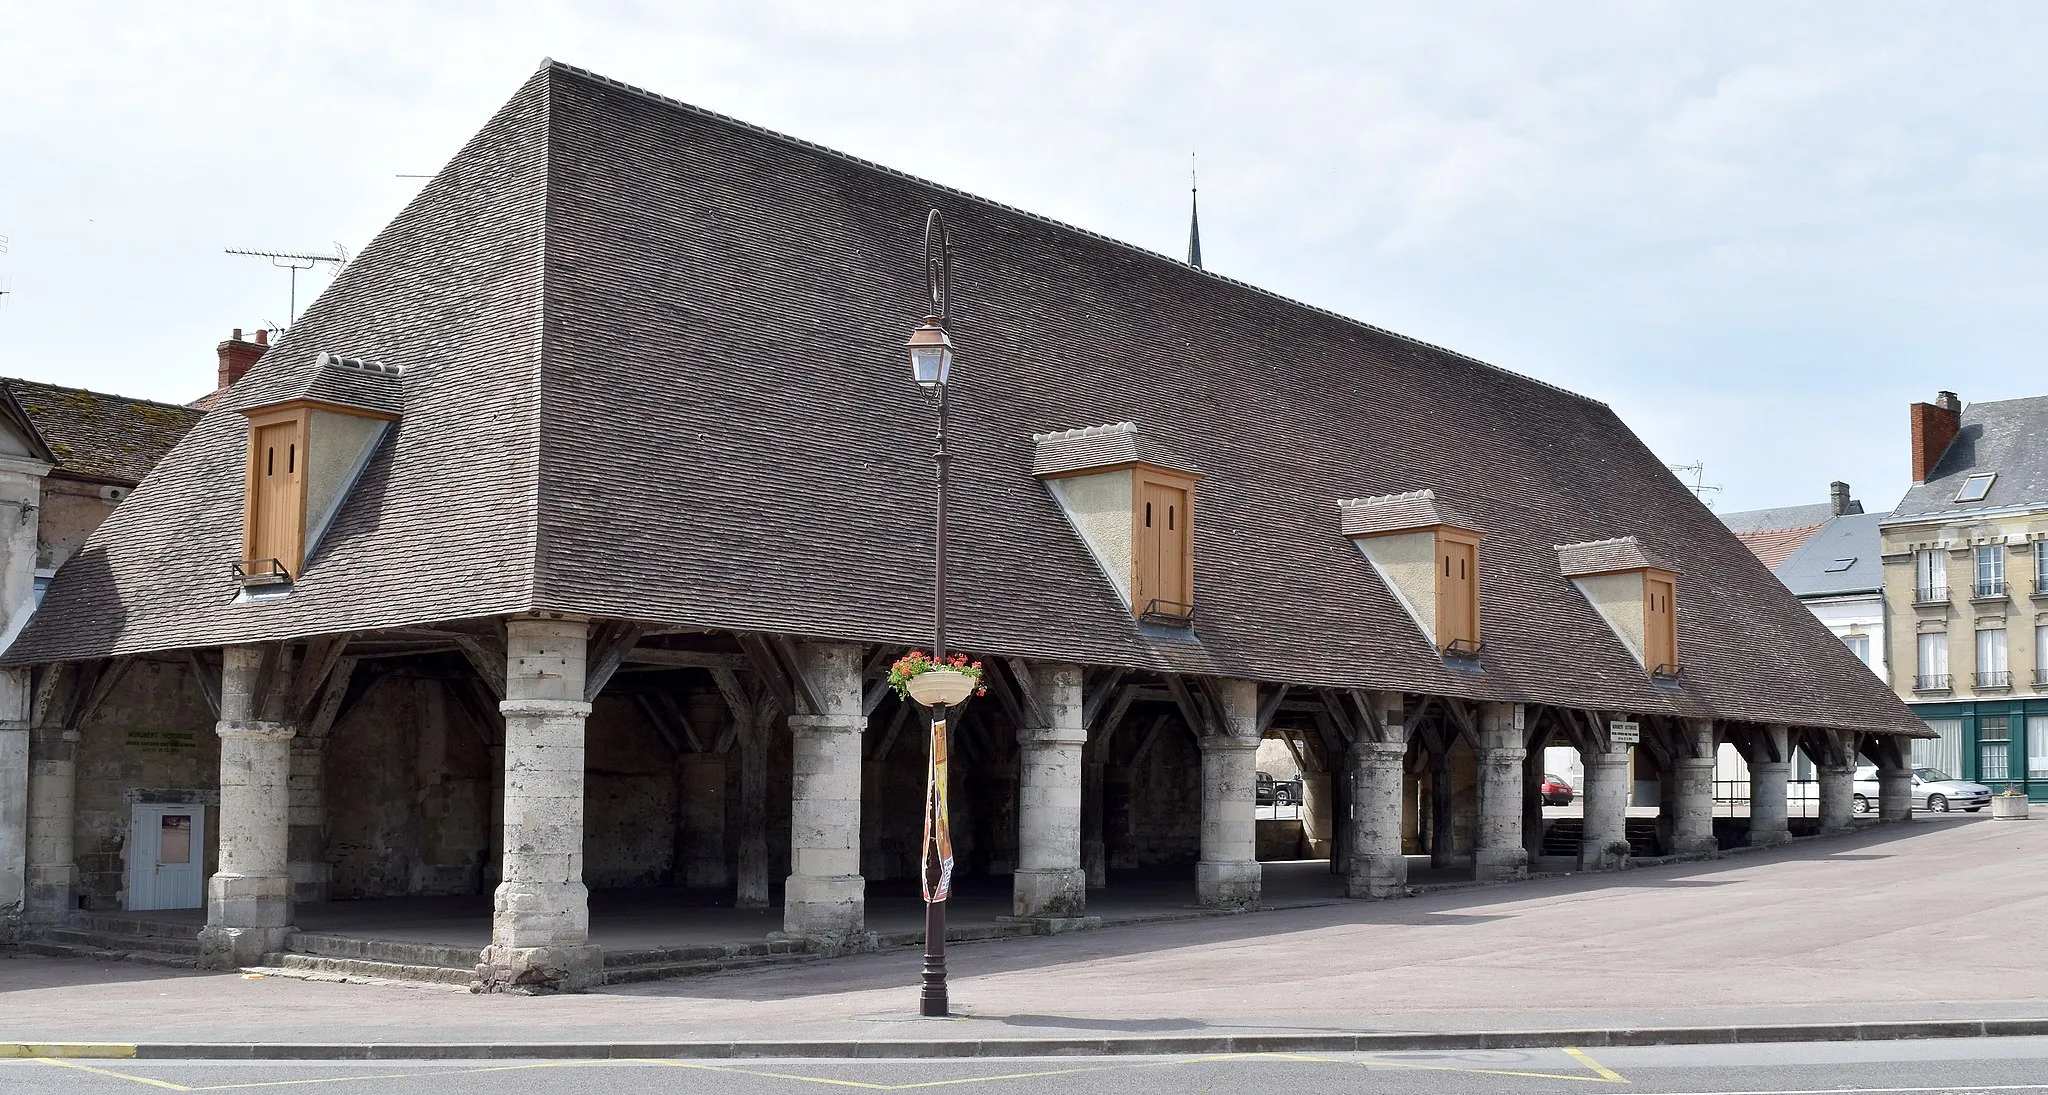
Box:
1976;670;2012;690
1974;579;2007;599
1713;778;1822;817
1914;673;1952;693
1915;586;1949;605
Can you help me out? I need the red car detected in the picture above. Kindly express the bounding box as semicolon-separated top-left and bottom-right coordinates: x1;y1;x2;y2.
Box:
1541;773;1574;806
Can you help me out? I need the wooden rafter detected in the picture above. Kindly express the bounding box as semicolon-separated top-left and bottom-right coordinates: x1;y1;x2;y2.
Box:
451;624;507;700
185;650;223;720
583;621;649;702
1162;674;1215;739
1002;658;1051;730
1082;668;1129;727
305;656;363;740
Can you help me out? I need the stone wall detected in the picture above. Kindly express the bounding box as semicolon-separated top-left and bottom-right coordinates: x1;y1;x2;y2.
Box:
73;658;220;909
1109;726;1202;869
325;674;492;898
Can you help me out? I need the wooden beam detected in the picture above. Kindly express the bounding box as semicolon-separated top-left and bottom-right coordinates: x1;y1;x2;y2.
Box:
1317;688;1360;746
305;656;362;740
1128;713;1171;766
769;634;826;717
1162;674;1213;739
443;674;497;748
289;636;349;723
1255;684;1291;735
979;657;1028;731
620;648;750;671
1091;682;1139;750
1082;668;1128;727
633;694;685;757
184;651;222;721
74;657;130;728
582;622;649;702
1002;658;1051;729
1279;730;1318;774
452;625;507;701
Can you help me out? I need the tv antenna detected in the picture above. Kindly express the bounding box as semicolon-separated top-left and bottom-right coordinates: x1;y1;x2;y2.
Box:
0;235;11;312
1670;461;1723;507
225;244;347;326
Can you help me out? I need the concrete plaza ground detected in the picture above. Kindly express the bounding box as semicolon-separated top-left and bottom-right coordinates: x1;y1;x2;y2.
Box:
3;816;2043;1051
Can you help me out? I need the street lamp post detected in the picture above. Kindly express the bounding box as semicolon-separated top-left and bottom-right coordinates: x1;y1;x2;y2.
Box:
905;209;956;1018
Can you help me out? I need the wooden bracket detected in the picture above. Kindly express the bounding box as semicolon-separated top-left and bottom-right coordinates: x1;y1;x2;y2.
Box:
583;621;650;702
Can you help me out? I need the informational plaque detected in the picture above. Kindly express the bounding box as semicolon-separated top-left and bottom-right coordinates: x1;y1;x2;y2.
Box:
1608;720;1641;745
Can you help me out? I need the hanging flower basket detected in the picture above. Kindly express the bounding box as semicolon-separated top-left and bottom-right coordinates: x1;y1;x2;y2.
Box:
890;651;985;708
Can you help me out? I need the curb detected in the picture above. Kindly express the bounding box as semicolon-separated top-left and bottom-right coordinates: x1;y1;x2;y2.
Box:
9;1018;2048;1060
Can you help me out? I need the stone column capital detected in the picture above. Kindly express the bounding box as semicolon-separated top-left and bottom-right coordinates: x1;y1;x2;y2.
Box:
216;718;295;742
498;698;594;720
787;713;866;735
1355;738;1408;762
1197;733;1258;755
1018;726;1087;748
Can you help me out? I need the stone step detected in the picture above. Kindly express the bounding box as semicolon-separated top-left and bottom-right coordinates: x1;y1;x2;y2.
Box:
21;939;200;969
43;928;203;957
259;952;474;987
72;914;201;942
287;931;480;971
601;938;808;968
601;950;817;985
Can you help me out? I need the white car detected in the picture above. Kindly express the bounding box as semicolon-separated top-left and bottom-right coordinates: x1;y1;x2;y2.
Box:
1851;766;1993;813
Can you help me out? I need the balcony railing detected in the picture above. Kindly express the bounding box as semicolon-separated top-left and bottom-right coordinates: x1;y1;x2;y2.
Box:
1974;579;2007;599
1915;586;1950;605
1914;674;1952;694
2035;576;2048;596
1976;670;2012;691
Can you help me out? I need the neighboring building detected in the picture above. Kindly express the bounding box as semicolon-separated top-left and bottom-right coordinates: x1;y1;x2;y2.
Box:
1721;482;1889;683
0;375;202;939
0;62;1927;989
1882;391;2048;799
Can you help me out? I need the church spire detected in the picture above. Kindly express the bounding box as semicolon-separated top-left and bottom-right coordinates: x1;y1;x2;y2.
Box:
1187;154;1203;269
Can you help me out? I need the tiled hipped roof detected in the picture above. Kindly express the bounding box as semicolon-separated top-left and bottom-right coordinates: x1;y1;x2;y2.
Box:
5;62;1924;737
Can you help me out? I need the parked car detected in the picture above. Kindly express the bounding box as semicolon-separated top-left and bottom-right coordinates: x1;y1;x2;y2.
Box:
1540;773;1574;807
1851;766;1992;813
1255;770;1303;807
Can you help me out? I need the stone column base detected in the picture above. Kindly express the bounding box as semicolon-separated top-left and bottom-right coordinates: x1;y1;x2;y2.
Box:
1670;836;1721;858
784;873;865;938
473;943;602;994
1749;828;1793;848
23;863;76;926
197;924;291;969
1578;840;1631;872
1013;866;1086;918
1473;848;1528;882
1346;852;1407;899
1196;859;1261;910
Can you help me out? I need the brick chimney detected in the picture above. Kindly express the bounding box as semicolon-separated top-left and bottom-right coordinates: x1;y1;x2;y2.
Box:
1910;391;1962;484
217;328;269;390
1829;480;1851;516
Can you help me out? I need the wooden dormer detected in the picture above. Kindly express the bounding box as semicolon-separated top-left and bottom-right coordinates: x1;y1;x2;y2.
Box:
1032;423;1202;624
1557;537;1681;677
238;354;403;583
1340;491;1485;657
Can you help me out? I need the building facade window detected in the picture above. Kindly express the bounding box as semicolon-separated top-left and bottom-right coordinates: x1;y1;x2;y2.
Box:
1915;632;1949;692
1975;628;2009;689
2037;541;2048;594
1913;718;1964;777
2029;716;2048;781
2038;624;2048;688
1980;716;2012;783
1975;544;2005;598
1841;633;1871;665
1916;549;1947;602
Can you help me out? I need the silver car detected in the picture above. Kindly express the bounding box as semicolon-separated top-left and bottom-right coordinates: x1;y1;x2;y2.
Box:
1851;766;1993;813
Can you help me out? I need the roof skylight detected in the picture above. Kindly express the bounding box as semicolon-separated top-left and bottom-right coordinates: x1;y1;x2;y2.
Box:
1824;558;1856;573
1955;473;1996;503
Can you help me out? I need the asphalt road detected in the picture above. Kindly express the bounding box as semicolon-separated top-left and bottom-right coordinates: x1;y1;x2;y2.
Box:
10;1037;2048;1094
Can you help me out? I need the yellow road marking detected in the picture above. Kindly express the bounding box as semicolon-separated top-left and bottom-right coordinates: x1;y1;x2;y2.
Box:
38;1057;192;1089
2;1042;138;1058
1565;1046;1628;1082
1265;1048;1631;1084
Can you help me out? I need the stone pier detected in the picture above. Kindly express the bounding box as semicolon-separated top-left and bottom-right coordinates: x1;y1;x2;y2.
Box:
23;715;79;927
1580;743;1632;871
1818;759;1856;833
1878;758;1914;822
1747;724;1792;847
1474;702;1527;882
1014;662;1087;920
783;642;866;940
476;618;599;993
198;646;298;969
1349;734;1409;898
1300;770;1333;859
1669;719;1719;857
1196;679;1261;910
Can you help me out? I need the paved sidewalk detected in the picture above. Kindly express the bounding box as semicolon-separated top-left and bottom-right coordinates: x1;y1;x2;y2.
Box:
3;817;2042;1051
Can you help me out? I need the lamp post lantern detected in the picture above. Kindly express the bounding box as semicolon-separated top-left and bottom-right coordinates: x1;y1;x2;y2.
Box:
907;209;955;1018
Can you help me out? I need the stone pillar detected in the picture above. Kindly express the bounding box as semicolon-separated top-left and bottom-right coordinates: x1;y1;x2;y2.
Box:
1579;744;1632;871
0;689;24;941
1196;679;1261;909
1081;758;1106;889
1747;725;1792;847
1014;662;1087;919
198;646;298;968
1474;702;1528;882
23;719;79;926
476;619;599;994
1349;737;1409;898
1878;756;1914;822
1300;770;1333;859
287;737;329;904
783;642;866;940
676;753;728;889
1818;761;1856;833
1669;719;1718;857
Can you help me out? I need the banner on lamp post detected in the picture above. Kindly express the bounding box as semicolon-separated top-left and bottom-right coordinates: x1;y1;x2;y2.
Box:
922;713;955;903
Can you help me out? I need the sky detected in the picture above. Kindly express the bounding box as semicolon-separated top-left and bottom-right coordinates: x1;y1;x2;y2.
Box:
1;1;2043;513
